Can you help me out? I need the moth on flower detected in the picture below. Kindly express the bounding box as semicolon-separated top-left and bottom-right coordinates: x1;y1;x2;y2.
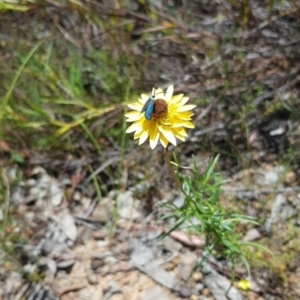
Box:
125;85;196;149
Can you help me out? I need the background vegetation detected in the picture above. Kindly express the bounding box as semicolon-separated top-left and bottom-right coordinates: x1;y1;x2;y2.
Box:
1;0;300;299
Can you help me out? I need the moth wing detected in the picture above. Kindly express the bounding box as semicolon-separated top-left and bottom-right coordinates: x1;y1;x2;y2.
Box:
144;99;154;120
141;98;151;113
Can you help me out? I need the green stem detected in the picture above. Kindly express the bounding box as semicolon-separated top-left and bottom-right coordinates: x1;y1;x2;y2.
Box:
164;148;187;197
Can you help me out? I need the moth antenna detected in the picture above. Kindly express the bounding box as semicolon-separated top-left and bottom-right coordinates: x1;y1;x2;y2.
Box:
152;87;156;96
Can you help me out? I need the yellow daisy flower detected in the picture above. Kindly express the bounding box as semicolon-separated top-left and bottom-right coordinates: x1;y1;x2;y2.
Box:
125;85;196;149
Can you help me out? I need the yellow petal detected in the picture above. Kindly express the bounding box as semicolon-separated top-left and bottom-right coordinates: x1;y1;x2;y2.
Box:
148;121;158;134
180;96;190;105
139;131;149;145
127;102;143;111
141;94;150;102
154;87;164;98
165;85;174;101
174;127;188;138
174;111;194;120
174;134;186;142
181;121;195;128
147;121;160;150
170;94;184;104
134;130;142;139
135;120;151;135
177;104;197;112
149;132;160;149
125;112;144;122
158;125;177;146
126;122;141;133
159;134;169;148
125;111;140;117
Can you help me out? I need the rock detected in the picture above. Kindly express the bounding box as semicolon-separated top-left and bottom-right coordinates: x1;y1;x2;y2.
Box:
264;194;286;232
23;264;37;274
173;194;185;208
115;240;130;259
178;251;198;281
103;256;118;264
56;259;75;271
193;272;203;282
91;258;104;271
78;288;92;300
284;171;296;184
90;285;104;300
243;228;261;242
2;272;23;296
163;262;175;271
93;229;108;240
102;281;121;300
91;204;111;224
140;230;163;241
194;282;205;293
142;286;170;300
96;239;109;248
39;257;57;279
59;212;77;242
135;259;181;292
86;269;99;285
203;269;243;300
202;288;210;296
162;236;183;252
49;182;64;206
281;205;296;220
117;191;143;220
258;165;284;185
179;285;192;297
130;239;154;266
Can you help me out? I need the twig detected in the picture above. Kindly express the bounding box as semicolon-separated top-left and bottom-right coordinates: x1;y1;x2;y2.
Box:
222;185;300;196
164;148;187;197
232;7;299;39
57;284;86;298
254;76;300;105
83;156;120;184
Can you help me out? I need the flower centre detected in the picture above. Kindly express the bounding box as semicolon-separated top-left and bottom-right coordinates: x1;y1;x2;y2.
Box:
152;99;168;121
